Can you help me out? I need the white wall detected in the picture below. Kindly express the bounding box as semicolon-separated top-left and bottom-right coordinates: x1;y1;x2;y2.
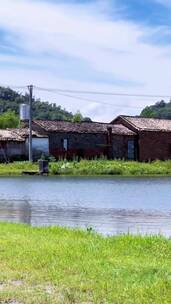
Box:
26;138;49;157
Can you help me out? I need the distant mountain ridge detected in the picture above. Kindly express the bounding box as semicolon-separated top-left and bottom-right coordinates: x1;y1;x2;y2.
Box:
0;86;89;122
140;100;171;120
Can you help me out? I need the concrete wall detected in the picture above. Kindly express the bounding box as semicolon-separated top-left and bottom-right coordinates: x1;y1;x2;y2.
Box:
25;138;49;159
0;138;49;162
0;141;26;161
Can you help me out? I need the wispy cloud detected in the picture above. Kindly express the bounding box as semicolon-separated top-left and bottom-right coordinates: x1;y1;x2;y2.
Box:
0;0;171;121
155;0;171;8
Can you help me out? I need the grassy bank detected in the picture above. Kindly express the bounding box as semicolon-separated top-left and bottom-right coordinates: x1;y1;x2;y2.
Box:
0;223;170;303
1;159;171;176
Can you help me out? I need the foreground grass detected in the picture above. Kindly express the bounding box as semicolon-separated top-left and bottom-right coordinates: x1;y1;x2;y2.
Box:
0;223;171;304
1;159;171;176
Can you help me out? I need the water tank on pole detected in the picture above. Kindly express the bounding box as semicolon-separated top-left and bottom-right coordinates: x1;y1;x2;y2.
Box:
20;104;30;121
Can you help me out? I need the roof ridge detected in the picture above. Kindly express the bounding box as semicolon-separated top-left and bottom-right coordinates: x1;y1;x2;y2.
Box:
120;115;171;122
33;119;135;135
34;119;112;125
119;115;171;132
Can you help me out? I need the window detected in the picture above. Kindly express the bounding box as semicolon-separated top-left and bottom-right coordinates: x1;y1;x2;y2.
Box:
63;139;68;151
128;140;135;160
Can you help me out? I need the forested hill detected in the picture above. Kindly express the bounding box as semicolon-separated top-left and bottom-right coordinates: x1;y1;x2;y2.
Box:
0;86;89;121
140;100;171;119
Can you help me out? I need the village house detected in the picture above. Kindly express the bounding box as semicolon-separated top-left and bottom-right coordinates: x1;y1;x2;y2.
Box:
2;115;171;162
32;120;136;160
112;115;171;161
0;129;25;162
0;128;49;162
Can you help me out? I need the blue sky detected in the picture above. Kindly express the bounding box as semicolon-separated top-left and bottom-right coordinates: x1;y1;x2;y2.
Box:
114;0;170;26
0;0;171;121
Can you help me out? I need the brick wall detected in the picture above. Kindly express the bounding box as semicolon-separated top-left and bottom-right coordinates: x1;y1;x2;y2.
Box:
32;121;136;160
48;132;135;160
139;131;171;161
112;135;136;160
49;132;107;159
112;117;171;161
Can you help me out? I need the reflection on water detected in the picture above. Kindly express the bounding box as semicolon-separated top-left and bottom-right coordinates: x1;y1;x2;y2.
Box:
0;200;31;224
0;200;171;236
0;176;171;236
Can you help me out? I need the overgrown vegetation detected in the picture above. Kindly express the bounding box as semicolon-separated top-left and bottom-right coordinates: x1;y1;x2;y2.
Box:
0;162;38;175
0;223;170;303
49;159;171;176
0;86;91;121
0;111;19;129
1;159;171;176
141;99;171;119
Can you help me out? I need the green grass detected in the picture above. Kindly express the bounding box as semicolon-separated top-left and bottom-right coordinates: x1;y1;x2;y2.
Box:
1;159;171;176
50;159;171;176
0;161;38;176
0;223;170;303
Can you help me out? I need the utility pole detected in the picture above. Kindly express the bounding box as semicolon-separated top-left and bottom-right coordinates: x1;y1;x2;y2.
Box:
28;85;33;162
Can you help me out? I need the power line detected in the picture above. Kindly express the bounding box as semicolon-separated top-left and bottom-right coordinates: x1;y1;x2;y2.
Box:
35;86;171;99
1;84;170;99
49;91;144;109
0;83;169;109
0;84;27;90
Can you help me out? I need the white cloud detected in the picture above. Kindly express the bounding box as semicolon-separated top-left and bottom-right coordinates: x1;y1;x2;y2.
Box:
155;0;171;7
0;0;171;121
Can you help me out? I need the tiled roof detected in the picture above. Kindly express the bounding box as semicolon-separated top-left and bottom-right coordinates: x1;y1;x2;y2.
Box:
115;116;171;132
10;128;48;138
0;130;24;142
0;128;47;142
34;120;136;136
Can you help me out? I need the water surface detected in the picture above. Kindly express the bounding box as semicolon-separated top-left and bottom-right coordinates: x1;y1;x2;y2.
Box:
0;176;171;236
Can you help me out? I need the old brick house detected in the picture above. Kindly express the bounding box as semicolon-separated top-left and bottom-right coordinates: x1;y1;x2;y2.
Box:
0;129;25;162
112;115;171;161
32;120;136;160
0;129;49;162
4;115;171;162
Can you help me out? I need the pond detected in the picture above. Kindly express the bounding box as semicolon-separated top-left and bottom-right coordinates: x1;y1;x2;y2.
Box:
0;176;171;236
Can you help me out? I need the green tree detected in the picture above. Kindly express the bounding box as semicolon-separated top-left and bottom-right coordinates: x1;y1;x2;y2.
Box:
140;100;171;119
0;111;19;129
72;111;83;122
0;86;92;122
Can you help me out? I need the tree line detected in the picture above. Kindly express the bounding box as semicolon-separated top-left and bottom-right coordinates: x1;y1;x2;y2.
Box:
141;100;171;119
0;87;91;128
